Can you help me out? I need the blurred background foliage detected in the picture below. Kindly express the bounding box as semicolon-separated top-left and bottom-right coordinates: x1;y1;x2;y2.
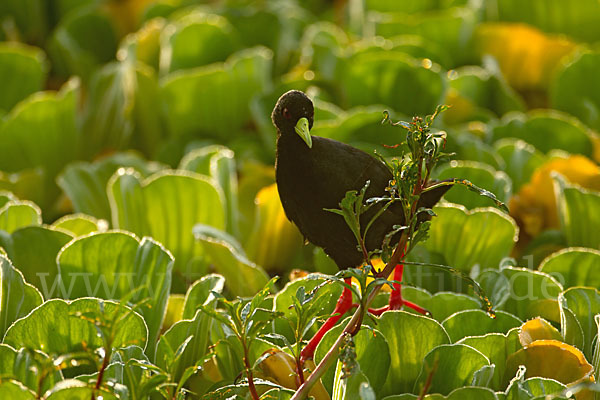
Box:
2;0;600;398
0;0;599;292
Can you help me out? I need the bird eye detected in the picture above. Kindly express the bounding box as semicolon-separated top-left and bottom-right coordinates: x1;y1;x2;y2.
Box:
282;108;291;119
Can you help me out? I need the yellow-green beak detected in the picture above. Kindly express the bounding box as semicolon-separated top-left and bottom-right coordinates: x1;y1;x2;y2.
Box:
295;117;312;148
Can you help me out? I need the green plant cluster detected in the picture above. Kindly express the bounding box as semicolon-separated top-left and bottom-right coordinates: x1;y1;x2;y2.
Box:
1;0;600;399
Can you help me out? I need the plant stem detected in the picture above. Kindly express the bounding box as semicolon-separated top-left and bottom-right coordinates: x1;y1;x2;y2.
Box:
92;348;110;400
291;302;364;400
417;359;438;399
296;356;305;385
293;149;429;399
243;342;260;400
292;230;411;399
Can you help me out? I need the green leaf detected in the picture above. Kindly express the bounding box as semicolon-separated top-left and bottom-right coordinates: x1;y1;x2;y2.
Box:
182;274;226;320
425;204;518;272
160;12;240;74
375;8;478;68
273;276;343;342
539;247;600;289
97;345;154;399
4;298;148;355
0;170;45;210
309;106;409;156
0;0;49;44
260;388;295;400
0;344;61;393
332;359;372;400
445;65;525;122
551;51;600;131
494;139;547;192
0;225;72;296
441;310;521;343
193;225;269;297
595;314;600;383
51;214;106;237
109;169;225;282
497;266;562;321
434;161;511;210
315;323;390;396
0;254;43;338
44;379;118;400
486;0;600;42
0;42;47;113
376;311;450;397
381;386;499;399
0;78;80;211
118;17;163;70
458;329;522;391
180;145;240;237
58;152;163;221
299;22;348;82
57;232;172;358
491;110;595;157
156;278;222;383
413;344;490;395
160;46;272;139
47;6;118;80
554;174;600;249
559;287;600;360
0;380;35;400
476;268;513;311
449;133;504;170
342;51;445;117
81;61;164;159
401;287;482;322
326;190;362;245
0;200;41;234
0;191;16;208
560;306;584;351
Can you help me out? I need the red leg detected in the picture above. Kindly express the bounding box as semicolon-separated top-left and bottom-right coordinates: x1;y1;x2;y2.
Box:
300;278;353;362
368;258;429;316
367;262;404;315
388;262;404;310
390;261;429;315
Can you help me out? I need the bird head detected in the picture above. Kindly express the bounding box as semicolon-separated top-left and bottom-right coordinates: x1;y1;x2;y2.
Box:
272;90;314;148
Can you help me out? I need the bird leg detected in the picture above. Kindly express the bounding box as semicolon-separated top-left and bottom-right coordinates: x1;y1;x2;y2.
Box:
299;277;354;363
368;261;429;316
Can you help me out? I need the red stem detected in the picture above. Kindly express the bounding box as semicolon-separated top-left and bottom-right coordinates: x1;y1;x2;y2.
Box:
244;348;260;400
91;351;110;400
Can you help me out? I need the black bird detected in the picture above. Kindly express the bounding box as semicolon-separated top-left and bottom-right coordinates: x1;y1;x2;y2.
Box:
272;90;450;360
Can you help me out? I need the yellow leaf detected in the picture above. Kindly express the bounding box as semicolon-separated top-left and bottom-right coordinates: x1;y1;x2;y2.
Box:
505;340;593;386
474;23;577;91
161;294;184;333
120;18;164;68
256;349;330;400
519;317;562;346
104;0;157;36
510;155;600;236
593;134;600;164
245;184;303;272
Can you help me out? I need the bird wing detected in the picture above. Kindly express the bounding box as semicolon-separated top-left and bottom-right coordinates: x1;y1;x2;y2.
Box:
308;136;392;204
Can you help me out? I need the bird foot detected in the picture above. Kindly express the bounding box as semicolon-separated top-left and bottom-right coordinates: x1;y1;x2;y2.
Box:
366;299;430;316
401;299;430;316
367;305;389;316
